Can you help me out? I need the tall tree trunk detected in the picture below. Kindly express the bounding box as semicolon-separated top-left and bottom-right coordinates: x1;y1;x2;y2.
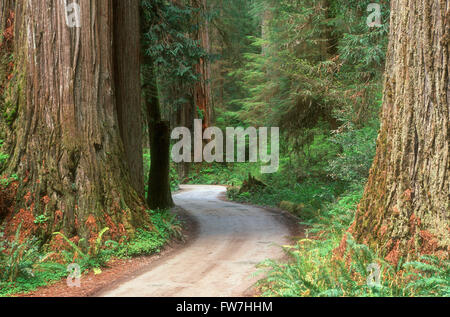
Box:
2;0;148;246
113;0;144;197
351;0;449;264
141;5;174;210
174;96;194;181
148;119;174;210
143;60;174;210
193;0;212;130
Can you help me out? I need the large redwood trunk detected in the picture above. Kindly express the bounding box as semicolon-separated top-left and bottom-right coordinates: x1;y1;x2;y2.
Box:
351;0;449;264
1;0;148;246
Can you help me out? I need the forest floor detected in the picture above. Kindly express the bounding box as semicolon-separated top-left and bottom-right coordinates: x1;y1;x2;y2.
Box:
96;185;301;297
18;185;301;297
17;205;197;297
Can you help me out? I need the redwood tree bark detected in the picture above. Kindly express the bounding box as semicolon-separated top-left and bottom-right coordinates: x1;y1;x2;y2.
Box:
1;0;148;245
0;0;15;142
113;0;144;197
351;0;449;264
192;0;212;130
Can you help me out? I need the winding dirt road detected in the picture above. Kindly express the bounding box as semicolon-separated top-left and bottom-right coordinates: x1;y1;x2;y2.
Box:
99;185;294;297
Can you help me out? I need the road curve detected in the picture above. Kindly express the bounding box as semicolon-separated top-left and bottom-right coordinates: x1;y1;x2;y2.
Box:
100;185;293;297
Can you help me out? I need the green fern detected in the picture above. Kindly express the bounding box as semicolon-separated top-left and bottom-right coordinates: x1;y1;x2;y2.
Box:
52;231;88;260
0;222;40;282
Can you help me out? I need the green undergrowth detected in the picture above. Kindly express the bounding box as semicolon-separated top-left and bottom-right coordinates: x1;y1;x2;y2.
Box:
185;143;449;297
0;209;182;297
187;160;345;222
228;179;344;221
185;161;340;218
255;188;450;297
116;210;183;258
186;162;261;186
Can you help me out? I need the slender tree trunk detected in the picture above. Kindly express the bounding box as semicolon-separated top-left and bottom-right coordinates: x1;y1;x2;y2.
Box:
172;88;194;181
1;0;148;246
141;5;174;210
350;0;449;264
143;61;174;209
148;120;174;210
166;0;211;180
193;0;212;130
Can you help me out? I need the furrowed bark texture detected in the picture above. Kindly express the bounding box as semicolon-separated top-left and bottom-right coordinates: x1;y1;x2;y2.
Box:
0;0;16;144
0;0;15;224
113;0;144;197
2;0;148;245
352;0;449;264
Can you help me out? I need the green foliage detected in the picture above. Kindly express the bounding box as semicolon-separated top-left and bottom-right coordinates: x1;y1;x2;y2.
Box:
141;0;207;114
0;224;115;296
0;209;182;296
118;228;165;257
187;162;259;186
0;151;7;168
228;0;388;130
212;153;344;221
209;0;388;194
208;0;260;128
257;189;450;297
328;122;379;185
33;215;49;225
0;263;67;297
0;173;17;187
230;179;340;221
0;139;8;169
52;232;88;260
403;256;450;296
0;140;16;182
291;123;341;180
116;209;182;258
0;223;40;283
52;227;114;270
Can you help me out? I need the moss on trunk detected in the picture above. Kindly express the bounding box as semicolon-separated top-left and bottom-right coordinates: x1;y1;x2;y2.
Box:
2;0;149;247
351;0;449;264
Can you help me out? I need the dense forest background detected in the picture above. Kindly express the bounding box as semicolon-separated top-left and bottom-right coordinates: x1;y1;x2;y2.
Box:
0;0;448;297
149;0;389;208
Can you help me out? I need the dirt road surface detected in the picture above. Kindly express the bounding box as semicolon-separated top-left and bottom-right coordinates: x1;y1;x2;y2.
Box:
98;185;294;297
